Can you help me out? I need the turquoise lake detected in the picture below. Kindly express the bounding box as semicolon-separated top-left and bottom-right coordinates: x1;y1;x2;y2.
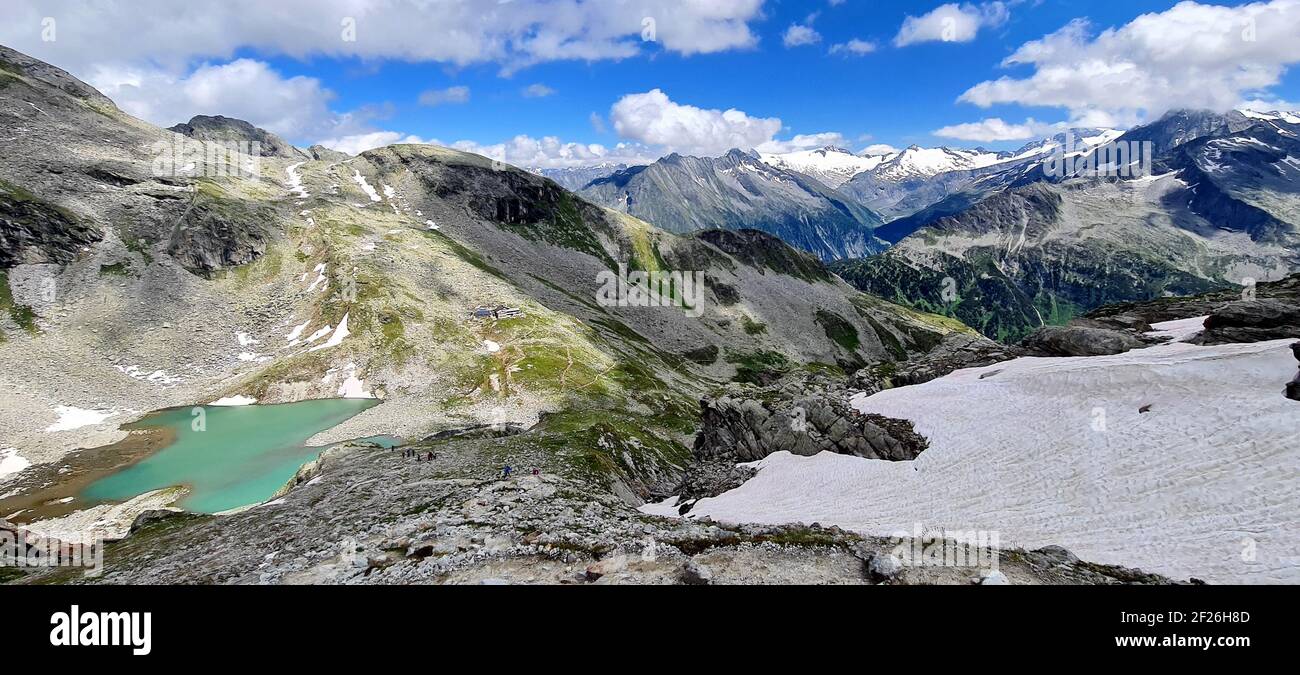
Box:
80;399;382;514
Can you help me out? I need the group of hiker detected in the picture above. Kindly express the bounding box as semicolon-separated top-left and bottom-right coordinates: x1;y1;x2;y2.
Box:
400;448;436;462
392;450;543;477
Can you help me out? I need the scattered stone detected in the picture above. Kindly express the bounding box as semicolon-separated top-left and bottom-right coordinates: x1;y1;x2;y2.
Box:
679;559;713;585
977;570;1010;585
866;553;904;582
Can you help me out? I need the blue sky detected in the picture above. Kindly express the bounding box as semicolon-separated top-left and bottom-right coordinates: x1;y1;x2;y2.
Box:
4;0;1300;165
283;0;1194;149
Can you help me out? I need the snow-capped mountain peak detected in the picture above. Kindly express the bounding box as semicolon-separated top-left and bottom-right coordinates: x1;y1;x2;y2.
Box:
759;146;888;188
1236;108;1300;124
869;145;1006;181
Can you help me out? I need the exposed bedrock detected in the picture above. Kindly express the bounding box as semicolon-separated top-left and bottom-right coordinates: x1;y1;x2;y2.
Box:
693;375;928;463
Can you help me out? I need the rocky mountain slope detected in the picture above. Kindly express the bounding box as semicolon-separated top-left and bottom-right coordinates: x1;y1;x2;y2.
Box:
833;110;1300;342
579;149;885;261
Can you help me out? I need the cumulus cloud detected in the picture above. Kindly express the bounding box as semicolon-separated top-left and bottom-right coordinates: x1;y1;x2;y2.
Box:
829;39;877;56
88;59;347;139
315;131;432;156
610;89;783;157
0;0;764;75
522;84;558;98
959;0;1300;119
894;2;1010;47
783;24;822;47
418;86;471;106
932;117;1044;141
861;143;901;156
756;132;849;154
447;135;656;169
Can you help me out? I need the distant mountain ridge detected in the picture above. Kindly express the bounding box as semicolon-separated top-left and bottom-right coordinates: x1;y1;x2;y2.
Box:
579;149;885;261
832;109;1300;343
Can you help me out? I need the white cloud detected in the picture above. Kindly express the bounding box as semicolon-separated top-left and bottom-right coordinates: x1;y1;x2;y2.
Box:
447;135;656;169
610;89;783;157
830;39;877;56
0;0;764;75
418;86;470;106
756;132;849;153
933;117;1043;142
783;24;822;47
315;131;432;156
894;2;1010;47
522;84;557;98
88;59;346;139
959;1;1300;119
861;143;901;156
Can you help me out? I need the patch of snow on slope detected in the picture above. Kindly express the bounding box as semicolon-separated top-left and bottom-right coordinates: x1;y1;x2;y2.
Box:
286;321;310;342
336;364;374;399
45;406;114;432
353;170;382;202
657;340;1300;584
210;395;257;406
286;162;310;198
0;447;29;482
114;365;184;386
309;313;351;352
1145;316;1209;343
306;264;328;293
303;325;332;344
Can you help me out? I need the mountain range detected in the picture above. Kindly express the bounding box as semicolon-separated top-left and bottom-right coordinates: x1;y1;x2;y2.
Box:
2;43;1297;586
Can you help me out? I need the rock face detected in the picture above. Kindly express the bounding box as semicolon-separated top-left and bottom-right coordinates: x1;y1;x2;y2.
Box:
694;375;928;463
0;178;101;267
1020;325;1145;357
856;332;1020;389
168;115;308;160
1192;299;1300;345
307;144;350;162
580;149;885;261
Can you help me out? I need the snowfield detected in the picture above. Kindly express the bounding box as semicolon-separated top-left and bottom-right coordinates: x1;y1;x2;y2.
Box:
650;339;1300;584
44;406;114;433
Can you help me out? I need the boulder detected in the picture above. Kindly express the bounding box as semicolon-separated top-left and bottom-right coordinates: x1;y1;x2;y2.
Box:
1193;299;1300;345
976;570;1010;585
1020;325;1144;357
866;553;904;582
679;559;713;585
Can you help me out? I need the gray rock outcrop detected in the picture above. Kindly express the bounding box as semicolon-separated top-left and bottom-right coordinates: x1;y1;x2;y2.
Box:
693;376;928;463
1020;325;1145;357
1192;299;1300;345
168;115;309;160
